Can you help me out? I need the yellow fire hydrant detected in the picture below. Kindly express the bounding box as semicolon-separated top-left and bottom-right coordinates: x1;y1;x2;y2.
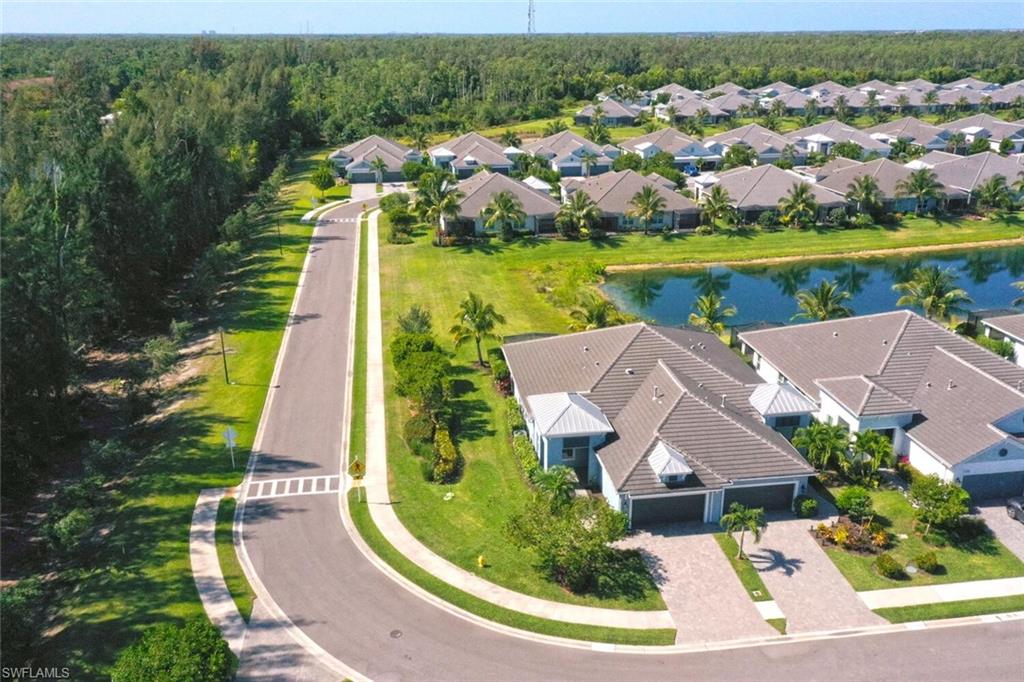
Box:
477;554;486;569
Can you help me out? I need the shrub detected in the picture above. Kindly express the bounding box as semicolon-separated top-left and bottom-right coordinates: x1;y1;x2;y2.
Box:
695;224;714;236
827;207;848;227
975;334;1014;359
397;305;433;335
169;319;194;345
379;192;411;214
874;552;906;580
793;494;818;518
111;618;235;682
84;439;133;476
403;414;435;447
491;356;511;394
914;550;940;574
46;507;95;556
432;427;461;483
395;350;451;416
513;433;539;481
909;474;970;535
1;578;42;665
390;332;439;366
506;397;526;433
835;486;874;521
756;210;778;230
852;212;874;228
410;440;435;459
872;530;891;549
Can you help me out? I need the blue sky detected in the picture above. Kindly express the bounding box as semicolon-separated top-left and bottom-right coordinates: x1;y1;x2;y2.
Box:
2;1;1020;34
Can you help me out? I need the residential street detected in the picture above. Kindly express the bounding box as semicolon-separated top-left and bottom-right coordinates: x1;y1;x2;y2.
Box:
236;201;1024;681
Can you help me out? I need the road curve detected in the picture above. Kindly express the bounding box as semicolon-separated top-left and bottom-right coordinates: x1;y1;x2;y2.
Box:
237;200;1024;681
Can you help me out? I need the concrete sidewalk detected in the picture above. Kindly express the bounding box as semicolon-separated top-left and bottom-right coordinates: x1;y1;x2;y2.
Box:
859;577;1024;609
360;210;674;631
190;488;247;657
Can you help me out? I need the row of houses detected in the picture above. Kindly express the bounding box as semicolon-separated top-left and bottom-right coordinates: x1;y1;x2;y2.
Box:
329;114;1024;185
575;76;1024;127
502;310;1024;528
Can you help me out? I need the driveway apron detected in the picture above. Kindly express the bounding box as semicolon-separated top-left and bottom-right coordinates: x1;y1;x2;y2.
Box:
976;501;1024;563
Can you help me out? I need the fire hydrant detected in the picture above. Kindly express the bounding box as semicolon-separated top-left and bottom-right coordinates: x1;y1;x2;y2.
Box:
477;554;486;569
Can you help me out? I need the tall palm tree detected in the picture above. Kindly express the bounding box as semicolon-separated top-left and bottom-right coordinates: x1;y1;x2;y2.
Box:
896;168;943;216
586;122;610;145
845;430;894;484
580;150;599;178
778;182;819;228
416;171;464;244
628;185;667;234
665;104;678;123
499;129;522;149
410;129;430;152
895;93;911;116
719;503;767;560
801;98;820;127
846;174;883;216
833;94;850;123
481;190;527;241
793;279;854;320
923;89;939;111
370;156;389;185
695;106;710;125
793;422;851;471
892;265;973;320
944;131;966;154
688;292;737;335
701;184;734;228
569;293;618;331
976;174;1011;214
556;191;602;240
542;118;569;136
532;465;578;509
450;292;506;366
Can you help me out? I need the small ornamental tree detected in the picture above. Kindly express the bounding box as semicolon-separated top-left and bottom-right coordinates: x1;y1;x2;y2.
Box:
310;163;335;199
835;486;874;522
909;474;970;536
111;618;235;682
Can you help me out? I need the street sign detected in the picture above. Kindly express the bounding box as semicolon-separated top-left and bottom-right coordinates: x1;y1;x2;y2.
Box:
223;426;238;468
349;459;365;479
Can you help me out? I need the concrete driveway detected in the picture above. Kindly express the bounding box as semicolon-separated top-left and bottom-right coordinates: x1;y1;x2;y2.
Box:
619;524;777;644
348;181;406;202
976;501;1024;563
748;515;885;633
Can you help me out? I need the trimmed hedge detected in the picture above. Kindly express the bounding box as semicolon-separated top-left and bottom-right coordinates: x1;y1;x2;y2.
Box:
432;427;461;483
513;433;539;482
914;551;940;574
403;413;435;447
506;397;526;434
875;552;906;580
793;495;818;518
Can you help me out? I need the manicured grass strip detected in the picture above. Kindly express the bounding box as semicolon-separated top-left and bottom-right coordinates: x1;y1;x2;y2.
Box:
766;618;787;635
875;595;1024;624
714;533;774;602
348;217;369;469
347;490;676;646
215;498;254;622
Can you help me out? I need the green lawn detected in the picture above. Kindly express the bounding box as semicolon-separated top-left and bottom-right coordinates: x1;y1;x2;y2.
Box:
215;497;254;622
714;533;774;602
875;595;1024;623
40;150;325;677
379;219;664;610
824;489;1024;592
347;491;677;645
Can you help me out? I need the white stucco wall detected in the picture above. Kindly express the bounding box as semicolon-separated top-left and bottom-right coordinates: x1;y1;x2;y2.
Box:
600;464;622;512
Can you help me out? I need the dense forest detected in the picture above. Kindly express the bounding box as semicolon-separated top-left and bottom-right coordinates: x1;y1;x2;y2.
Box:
2;30;1023;503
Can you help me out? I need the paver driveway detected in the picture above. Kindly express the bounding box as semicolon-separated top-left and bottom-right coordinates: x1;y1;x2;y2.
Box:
619;524;777;644
748;515;885;633
976;501;1024;563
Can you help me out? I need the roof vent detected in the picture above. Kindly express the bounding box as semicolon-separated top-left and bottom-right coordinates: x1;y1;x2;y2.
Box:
833;331;839;337
625;368;635;375
882;339;888;345
926;381;932;388
653;385;662;400
1017;380;1023;391
947;380;955;390
583;345;590;352
721;394;727;407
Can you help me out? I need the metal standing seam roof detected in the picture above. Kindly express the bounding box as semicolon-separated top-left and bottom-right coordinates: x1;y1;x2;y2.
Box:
748;382;819;416
526;392;614;437
983;314;1024;342
621;128;701;156
647;440;694;477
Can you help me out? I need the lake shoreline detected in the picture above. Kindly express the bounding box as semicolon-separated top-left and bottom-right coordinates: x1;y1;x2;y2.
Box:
604;236;1024;274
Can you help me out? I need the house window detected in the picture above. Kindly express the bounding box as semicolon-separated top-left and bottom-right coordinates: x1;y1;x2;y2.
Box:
836;417;851;432
999;448;1009;457
775;415;802;429
561;436;590;462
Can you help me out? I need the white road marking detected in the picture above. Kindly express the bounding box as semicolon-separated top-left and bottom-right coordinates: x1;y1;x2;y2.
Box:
247;475;341;500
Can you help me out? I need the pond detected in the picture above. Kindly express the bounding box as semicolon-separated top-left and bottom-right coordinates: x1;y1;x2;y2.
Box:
602;247;1024;327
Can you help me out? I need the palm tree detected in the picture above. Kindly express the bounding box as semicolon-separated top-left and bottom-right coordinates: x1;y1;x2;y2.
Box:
923;89;939;111
416;171;464;244
792;422;850;471
801;98;819;127
628;185;667;234
450;292;506;366
688;292;737;335
944;132;966;154
586;122;610;145
701;184;734;228
793;279;854;321
892;265;973;320
778;182;819;228
833;94;850;123
542;118;569;137
580;150;599;178
846;174;883;217
410;129;430;152
976;174;1011;214
532;465;578;509
569;293;618;331
895;93;911;116
896;168;943;216
556;191;602;240
499;129;522;149
695;106;710;125
719;503;767;560
665;104;678;123
370;156;389;185
845;430;894;483
481;190;526;241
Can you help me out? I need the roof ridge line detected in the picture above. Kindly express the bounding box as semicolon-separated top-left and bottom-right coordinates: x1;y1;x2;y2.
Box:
876;309;915;375
584;323;649;392
931;345;1024;399
647;325;749;390
613;388;684;488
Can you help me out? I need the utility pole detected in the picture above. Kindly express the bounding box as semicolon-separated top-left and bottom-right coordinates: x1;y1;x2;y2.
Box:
527;0;535;35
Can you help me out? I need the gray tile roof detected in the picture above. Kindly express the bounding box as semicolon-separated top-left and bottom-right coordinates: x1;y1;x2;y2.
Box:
864;117;948;149
329;135;419;172
454;172;561;219
429;132;512;170
562;170;700;216
621;128;701;156
704;123;793;157
740;311;1024;465
983;313;1024;342
817;158;917;200
577;99;640;120
787;119;892;156
930;152;1024;196
709;164;846;211
707;92;757;114
522;130;613;165
941;114;1024;143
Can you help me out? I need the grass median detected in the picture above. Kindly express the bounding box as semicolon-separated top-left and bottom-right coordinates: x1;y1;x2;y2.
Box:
875;595;1024;623
215;497;254;621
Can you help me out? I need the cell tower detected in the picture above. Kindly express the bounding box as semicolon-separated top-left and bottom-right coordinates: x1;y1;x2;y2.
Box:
527;0;535;35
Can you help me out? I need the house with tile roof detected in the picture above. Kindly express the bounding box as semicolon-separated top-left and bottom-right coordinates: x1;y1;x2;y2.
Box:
521;130;619;177
428;132;519;178
619;128;721;169
864;117;949;152
695;164;846;223
815;158;923;213
929;152;1024;206
940;114;1024;153
442;172;560;236
503;323;816;526
702;123;794;165
574;99;642;126
328;135;422;183
560;170;701;231
786;119;892;159
739;311;1024;500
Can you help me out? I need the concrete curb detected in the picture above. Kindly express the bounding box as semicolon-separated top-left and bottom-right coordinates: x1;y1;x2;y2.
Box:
300;198;349;223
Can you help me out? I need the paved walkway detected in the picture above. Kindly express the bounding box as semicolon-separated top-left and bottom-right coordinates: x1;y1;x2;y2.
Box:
190;488;247;657
976;502;1024;563
749;515;885;633
361;210;675;631
619;525;778;644
859;576;1024;609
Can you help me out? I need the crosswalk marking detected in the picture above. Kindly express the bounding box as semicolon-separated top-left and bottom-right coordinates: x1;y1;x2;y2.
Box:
246;475;341;500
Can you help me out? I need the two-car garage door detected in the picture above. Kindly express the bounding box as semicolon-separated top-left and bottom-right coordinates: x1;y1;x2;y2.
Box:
961;471;1024;501
723;483;795;512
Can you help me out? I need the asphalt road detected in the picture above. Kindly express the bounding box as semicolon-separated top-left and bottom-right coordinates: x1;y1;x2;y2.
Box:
239;200;1024;681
